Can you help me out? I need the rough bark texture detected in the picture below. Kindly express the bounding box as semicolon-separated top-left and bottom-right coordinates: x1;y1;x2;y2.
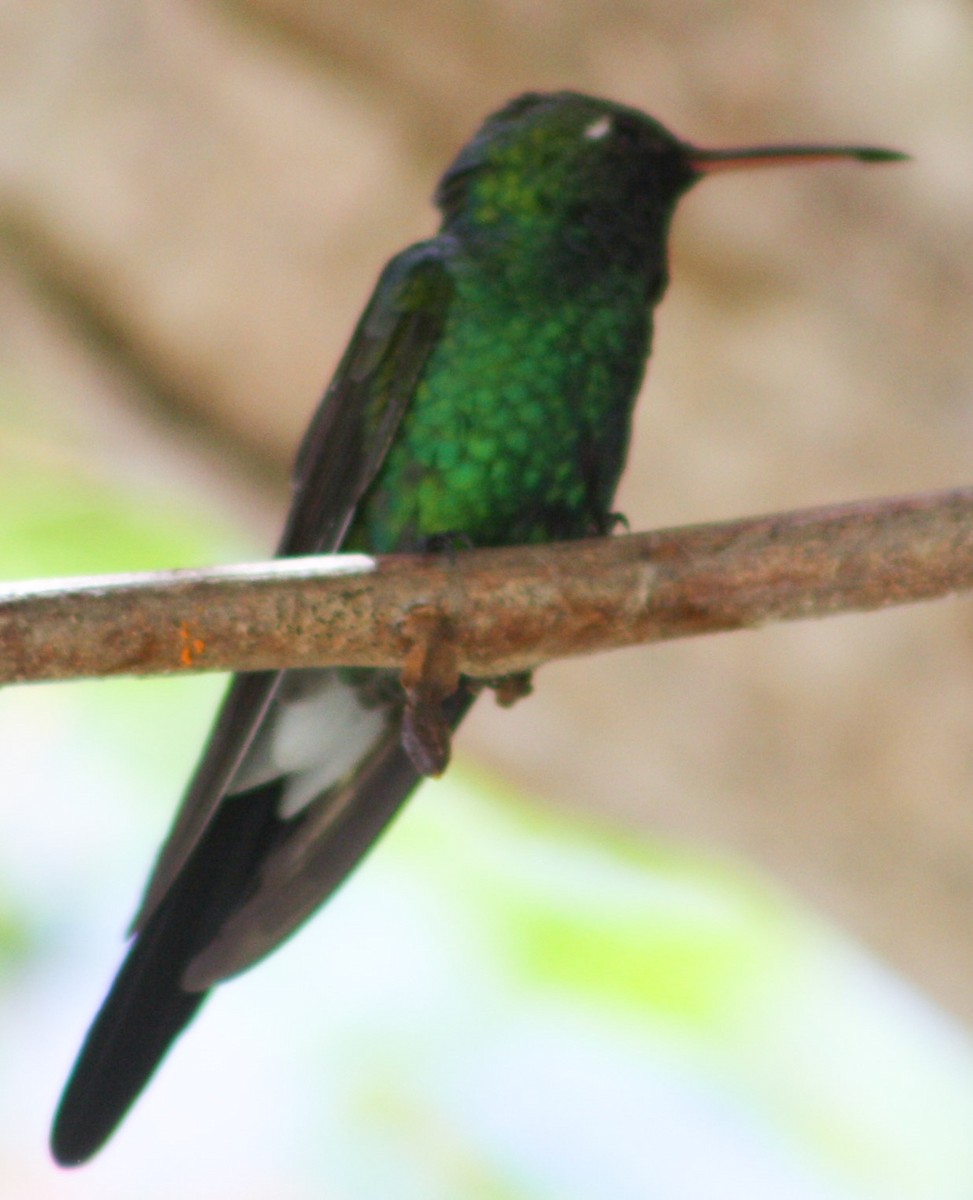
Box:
2;491;973;683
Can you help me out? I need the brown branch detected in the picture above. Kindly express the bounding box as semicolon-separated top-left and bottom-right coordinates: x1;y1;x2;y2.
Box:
1;487;972;686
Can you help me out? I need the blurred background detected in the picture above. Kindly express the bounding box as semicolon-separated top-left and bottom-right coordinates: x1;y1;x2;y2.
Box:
2;2;973;1196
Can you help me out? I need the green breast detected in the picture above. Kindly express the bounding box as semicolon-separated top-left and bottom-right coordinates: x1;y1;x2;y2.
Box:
350;261;652;553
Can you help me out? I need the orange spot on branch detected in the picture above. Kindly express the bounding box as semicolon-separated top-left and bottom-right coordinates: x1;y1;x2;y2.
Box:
177;622;206;668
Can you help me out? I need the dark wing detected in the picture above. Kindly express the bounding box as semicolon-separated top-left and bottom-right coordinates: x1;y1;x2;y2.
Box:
278;237;456;557
181;683;474;990
50;240;457;1166
131;239;455;931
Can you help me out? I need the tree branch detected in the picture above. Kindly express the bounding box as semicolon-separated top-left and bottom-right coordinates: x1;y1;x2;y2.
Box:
2;487;972;686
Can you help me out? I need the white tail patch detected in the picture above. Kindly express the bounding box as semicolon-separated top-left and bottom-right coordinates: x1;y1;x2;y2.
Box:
227;670;389;818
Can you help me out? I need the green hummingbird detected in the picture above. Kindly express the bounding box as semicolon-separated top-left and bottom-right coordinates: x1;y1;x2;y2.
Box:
50;91;903;1165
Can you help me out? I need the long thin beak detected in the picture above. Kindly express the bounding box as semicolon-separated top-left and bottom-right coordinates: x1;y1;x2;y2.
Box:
686;143;909;174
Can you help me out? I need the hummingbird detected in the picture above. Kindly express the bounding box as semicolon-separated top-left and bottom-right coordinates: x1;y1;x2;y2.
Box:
50;91;904;1165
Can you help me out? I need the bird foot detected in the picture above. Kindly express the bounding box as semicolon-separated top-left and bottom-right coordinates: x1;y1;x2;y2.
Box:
399;607;461;776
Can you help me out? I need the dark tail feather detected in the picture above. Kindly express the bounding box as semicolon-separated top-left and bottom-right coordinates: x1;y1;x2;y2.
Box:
50;944;206;1166
51;786;284;1166
52;685;476;1165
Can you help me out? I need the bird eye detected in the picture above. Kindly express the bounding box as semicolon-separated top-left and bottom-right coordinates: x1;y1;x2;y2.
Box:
611;117;646;147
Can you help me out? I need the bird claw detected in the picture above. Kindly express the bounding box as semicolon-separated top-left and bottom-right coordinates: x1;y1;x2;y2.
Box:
482;671;533;708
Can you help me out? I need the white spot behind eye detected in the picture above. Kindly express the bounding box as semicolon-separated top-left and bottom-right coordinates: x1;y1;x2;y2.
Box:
583;116;613;141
